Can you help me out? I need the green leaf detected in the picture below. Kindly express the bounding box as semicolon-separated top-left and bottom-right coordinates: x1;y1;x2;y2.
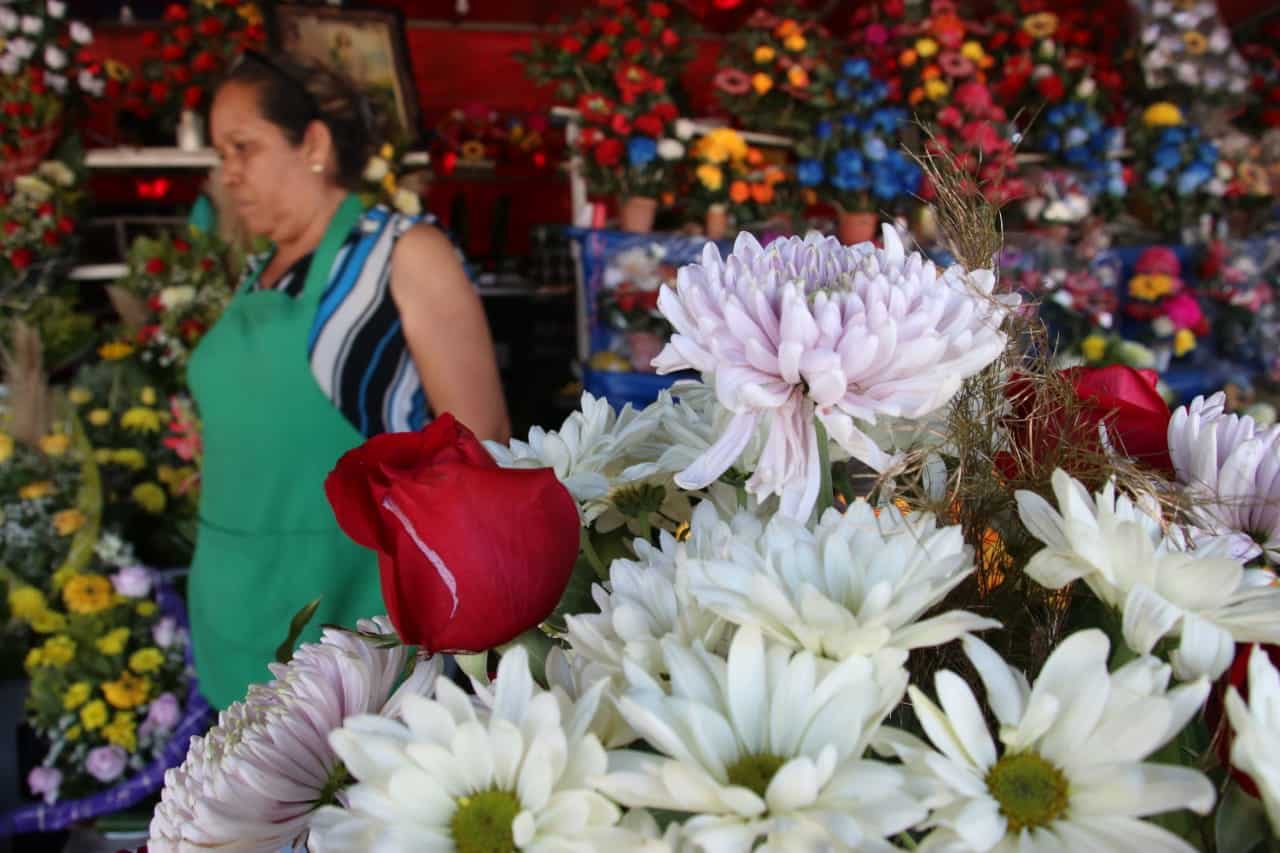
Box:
545;552;600;634
455;652;491;688
1217;780;1271;853
274;597;322;664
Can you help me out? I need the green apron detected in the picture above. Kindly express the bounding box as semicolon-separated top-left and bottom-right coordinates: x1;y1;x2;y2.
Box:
187;194;385;709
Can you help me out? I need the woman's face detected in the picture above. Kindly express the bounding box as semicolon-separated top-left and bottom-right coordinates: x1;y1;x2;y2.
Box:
210;81;319;241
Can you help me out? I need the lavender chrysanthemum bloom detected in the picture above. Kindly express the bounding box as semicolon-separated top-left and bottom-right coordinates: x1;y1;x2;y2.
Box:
1168;392;1280;564
653;225;1016;519
148;617;440;853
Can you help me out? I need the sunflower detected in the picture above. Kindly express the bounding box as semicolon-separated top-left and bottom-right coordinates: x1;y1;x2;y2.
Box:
64;574;115;615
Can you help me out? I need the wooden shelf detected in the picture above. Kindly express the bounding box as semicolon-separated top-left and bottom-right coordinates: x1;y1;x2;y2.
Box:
86;147;220;169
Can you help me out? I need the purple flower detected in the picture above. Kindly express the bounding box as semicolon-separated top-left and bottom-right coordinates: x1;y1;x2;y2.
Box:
153;617;176;648
86;745;127;783
142;692;181;736
27;766;61;804
111;565;152;598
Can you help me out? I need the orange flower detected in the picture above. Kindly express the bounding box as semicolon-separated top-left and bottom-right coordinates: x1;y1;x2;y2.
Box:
729;180;751;203
932;14;966;46
908;86;925;105
661;191;676;206
787;65;810;87
752;73;774;95
775;19;800;38
750;182;774;204
746;148;765;167
802;188;818;205
899;49;918;67
922;64;942;80
763;166;786;186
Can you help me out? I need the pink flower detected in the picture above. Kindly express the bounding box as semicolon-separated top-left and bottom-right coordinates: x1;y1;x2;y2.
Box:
86;746;127;783
1165;291;1204;331
152;616;177;649
866;23;889;45
714;67;752;96
111;566;152;598
953;80;993;113
140;693;181;738
27;767;61;804
938;50;975;77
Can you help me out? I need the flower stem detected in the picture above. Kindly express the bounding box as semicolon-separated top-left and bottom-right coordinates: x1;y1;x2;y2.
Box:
579;527;607;580
815;418;834;518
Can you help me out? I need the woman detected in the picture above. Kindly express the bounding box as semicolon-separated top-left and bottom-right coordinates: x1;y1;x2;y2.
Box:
190;52;509;709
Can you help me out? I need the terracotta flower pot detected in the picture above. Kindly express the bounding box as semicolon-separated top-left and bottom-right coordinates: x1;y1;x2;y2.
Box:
619;196;658;233
705;203;729;240
836;209;878;246
625;330;664;373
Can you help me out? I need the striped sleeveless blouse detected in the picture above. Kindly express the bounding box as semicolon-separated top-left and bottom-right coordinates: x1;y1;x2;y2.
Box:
242;204;430;437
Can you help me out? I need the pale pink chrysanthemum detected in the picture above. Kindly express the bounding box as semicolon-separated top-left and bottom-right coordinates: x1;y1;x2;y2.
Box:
1168;392;1280;564
653;225;1016;519
148;617;440;853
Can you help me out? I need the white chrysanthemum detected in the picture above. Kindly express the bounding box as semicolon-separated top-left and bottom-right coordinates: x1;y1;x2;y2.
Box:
563;501;734;690
894;631;1213;852
1016;469;1280;679
485;392;664;522
1225;645;1280;835
148;617;440;853
307;647;654;853
1168;392;1280;564
685;501;998;662
653;225;1016;520
597;627;922;852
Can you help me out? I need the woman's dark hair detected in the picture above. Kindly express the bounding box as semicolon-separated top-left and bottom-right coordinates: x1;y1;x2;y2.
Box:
218;51;383;190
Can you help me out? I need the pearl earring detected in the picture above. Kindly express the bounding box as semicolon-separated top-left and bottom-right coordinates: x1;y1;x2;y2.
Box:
310;163;323;174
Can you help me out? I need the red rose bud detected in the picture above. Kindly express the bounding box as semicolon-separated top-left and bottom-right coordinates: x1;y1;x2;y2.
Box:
325;414;580;653
138;324;161;344
10;248;33;270
42;229;60;247
192;51;218;73
2;103;20;117
174;25;194;44
636;19;652;35
198;17;224;37
36;202;54;218
586;41;611;63
634;113;663;137
141;30;160;48
184;86;203;109
163;3;187;21
558;35;582;53
2;221;18;235
161;43;185;62
149;81;170;101
172;238;190;252
57;216;74;234
594;137;623;166
623;37;644;56
648;1;670;17
610;113;632;135
171;66;192;84
600;19;623;36
1035;75;1065;102
199;257;215;271
145;257;168;275
661;27;680;47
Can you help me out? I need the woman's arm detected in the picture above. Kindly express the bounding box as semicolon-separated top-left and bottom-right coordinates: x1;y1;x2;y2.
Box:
388;223;511;443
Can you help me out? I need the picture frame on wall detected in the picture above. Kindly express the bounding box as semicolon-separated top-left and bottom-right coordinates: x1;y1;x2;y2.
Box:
269;3;422;144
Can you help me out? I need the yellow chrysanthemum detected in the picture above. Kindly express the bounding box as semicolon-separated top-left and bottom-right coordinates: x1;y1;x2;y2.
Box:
24;648;42;671
1081;335;1108;363
63;682;92;711
96;627;131;656
752;72;774;95
80;699;108;731
753;45;775;63
961;41;985;61
19;481;54;500
916;38;939;58
111;449;147;471
98;341;135;361
924;78;950;100
30;609;66;634
121;407;163;433
94;449;113;465
68;387;93;405
88;409;111;427
51;564;77;591
1023;12;1059;38
136;600;157;617
1183;31;1207;55
140;387;157;406
39;635;76;668
66;724;81;741
1143;102;1184;127
1174;328;1197;357
63;574;114;615
696;163;725;191
129;647;165;675
53;508;86;536
7;586;46;621
103;712;138;752
132;482;167;514
0;432;11;464
787;65;810;88
783;34;806;52
102;671;150;710
39;434;70;456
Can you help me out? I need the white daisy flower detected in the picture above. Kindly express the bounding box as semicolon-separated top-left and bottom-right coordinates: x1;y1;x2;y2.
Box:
684;501;998;663
1016;469;1280;679
597;627;924;852
69;19;90;43
7;36;34;59
308;647;653;853
1168;392;1280;564
44;71;65;93
0;53;14;76
897;631;1213;852
148;617;440;853
1225;645;1280;835
0;8;17;31
19;14;41;33
485;392;664;522
46;0;65;18
653;226;1015;520
657;138;685;161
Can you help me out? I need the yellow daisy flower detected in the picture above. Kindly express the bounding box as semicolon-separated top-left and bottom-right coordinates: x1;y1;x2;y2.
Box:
103;712;137;752
88;409;112;427
96;627;131;656
53;508;86;536
39;635;76;668
80;699;108;731
63;574;114;615
19;481;54;500
696;164;725;191
39;434;70;456
7;586;46;621
102;671;150;710
63;682;92;711
68;387;92;405
30;609;66;634
120;407;163;433
132;482;167;514
129;647;165;674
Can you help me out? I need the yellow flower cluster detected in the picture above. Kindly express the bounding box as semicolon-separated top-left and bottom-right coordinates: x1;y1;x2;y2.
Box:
7;586;46;621
88;409;112;427
694;128;749;165
121;407;164;433
62;682;92;711
98;341;135;361
39;434;70;457
52;508;87;536
68;387;93;405
25;635;76;671
63;574;115;615
103;711;137;752
97;627;131;656
102;670;150;710
132;482;167;514
129;647;165;674
81;699;108;730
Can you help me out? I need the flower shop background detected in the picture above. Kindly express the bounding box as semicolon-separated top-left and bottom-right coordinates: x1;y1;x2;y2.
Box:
3;0;1280;850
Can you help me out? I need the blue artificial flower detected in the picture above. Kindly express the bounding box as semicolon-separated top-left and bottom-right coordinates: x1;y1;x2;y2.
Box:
1042;131;1062;152
1047;106;1067;126
834;147;864;173
1107;177;1126;197
832;168;870;192
1063;146;1090;167
1153;145;1182;171
797;158;825;187
1064;127;1089;149
1147;168;1169;189
1160;126;1188;146
843;58;870;79
863;136;888;161
627;136;657;168
1196;142;1218;166
1178;163;1212;194
815;120;833;141
869;108;901;134
835;78;854;101
840;113;864;133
